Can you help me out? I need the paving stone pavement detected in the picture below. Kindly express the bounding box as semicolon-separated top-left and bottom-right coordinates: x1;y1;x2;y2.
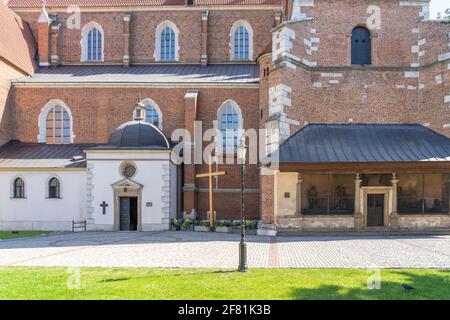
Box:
0;232;449;268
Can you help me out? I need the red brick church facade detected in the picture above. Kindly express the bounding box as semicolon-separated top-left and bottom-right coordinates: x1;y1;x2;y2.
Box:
1;0;450;233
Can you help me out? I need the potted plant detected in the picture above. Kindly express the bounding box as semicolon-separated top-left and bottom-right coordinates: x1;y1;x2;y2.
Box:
171;219;181;231
216;220;233;233
245;220;258;235
194;220;210;232
181;219;192;231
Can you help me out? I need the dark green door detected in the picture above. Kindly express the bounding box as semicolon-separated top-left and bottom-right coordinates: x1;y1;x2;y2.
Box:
367;194;384;227
120;197;138;231
119;197;131;231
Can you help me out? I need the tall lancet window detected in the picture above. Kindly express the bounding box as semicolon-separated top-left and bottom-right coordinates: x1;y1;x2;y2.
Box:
234;26;249;60
351;27;371;65
154;21;179;62
160;27;176;61
230;20;253;61
87;28;102;61
81;22;104;62
218;100;243;153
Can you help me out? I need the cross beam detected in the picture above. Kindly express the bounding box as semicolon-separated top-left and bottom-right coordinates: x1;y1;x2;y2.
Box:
196;155;227;228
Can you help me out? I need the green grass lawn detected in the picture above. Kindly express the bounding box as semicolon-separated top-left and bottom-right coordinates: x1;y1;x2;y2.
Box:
0;231;50;240
0;267;449;300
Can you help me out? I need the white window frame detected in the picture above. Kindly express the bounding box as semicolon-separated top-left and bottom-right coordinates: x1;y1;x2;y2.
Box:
132;98;163;130
154;20;180;62
230;20;254;61
81;22;105;62
38;99;75;144
216;99;244;155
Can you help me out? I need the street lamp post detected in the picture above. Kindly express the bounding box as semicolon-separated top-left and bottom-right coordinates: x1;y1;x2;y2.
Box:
237;140;248;272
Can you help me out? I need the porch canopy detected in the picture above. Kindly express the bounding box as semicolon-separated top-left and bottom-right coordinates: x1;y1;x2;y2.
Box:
275;124;450;172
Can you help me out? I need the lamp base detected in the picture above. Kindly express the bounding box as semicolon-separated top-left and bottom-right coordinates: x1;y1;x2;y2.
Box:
238;241;248;272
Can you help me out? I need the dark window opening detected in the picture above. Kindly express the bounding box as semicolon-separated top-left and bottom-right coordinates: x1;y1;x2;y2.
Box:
48;178;61;199
302;174;355;215
351;27;371;65
13;178;25;199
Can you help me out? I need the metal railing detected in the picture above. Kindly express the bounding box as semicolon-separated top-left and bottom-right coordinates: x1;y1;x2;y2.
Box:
72;220;87;232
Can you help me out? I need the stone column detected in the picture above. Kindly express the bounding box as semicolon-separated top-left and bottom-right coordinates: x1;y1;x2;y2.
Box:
296;173;303;215
122;12;132;67
201;11;209;66
390;173;400;229
354;173;363;229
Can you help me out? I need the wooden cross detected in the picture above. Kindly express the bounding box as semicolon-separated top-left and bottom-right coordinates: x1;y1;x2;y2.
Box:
196;155;227;228
100;201;108;215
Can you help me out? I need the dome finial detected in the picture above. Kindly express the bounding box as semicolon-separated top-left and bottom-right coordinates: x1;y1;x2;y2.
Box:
134;98;146;121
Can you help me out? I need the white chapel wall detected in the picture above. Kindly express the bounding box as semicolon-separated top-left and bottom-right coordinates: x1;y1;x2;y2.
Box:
87;151;174;231
0;170;86;231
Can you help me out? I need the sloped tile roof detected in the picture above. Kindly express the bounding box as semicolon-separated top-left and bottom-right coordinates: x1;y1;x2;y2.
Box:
13;64;260;84
277;124;450;163
0;2;36;75
8;0;281;7
0;141;97;168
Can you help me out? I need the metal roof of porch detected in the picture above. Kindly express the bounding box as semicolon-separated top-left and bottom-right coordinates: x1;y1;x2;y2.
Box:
276;124;450;164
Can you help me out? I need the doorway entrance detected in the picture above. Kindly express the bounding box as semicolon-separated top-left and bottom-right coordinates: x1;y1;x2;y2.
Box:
120;197;138;231
367;194;384;227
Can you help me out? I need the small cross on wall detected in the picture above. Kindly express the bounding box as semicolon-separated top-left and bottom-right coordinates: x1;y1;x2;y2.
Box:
100;201;108;215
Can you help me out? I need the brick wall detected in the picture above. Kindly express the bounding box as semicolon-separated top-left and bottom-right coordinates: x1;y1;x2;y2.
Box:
0;60;25;145
292;0;427;67
15;8;276;64
11;84;261;218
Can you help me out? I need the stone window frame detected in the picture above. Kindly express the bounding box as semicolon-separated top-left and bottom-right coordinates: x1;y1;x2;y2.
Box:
80;21;105;63
10;175;26;199
346;22;379;66
216;99;244;155
132;98;163;130
154;20;180;62
38;99;75;144
229;20;254;62
119;161;138;179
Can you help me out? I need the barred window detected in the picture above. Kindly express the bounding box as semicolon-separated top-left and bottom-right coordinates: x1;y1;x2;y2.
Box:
233;26;250;61
160;27;176;61
13;178;25;199
48;178;61;199
45;105;71;144
87;27;103;61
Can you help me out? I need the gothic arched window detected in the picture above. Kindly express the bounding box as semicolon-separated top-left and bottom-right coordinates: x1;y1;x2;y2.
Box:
230;21;253;61
81;22;104;62
45;104;71;144
218;100;243;152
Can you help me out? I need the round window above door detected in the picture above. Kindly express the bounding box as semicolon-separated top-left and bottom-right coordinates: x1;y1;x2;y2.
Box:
121;162;137;179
